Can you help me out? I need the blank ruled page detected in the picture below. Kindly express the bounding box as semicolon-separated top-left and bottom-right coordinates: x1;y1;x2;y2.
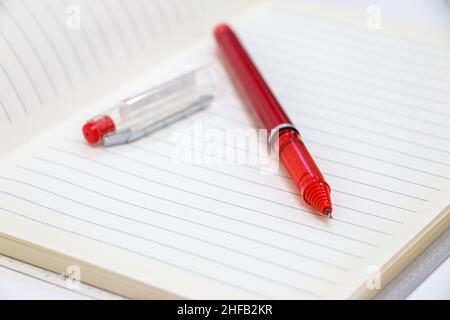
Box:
0;0;245;154
0;1;449;299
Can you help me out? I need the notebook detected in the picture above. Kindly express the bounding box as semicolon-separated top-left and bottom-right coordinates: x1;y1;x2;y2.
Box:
0;0;449;299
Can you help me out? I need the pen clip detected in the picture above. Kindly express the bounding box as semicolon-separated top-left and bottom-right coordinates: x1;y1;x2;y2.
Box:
103;94;213;147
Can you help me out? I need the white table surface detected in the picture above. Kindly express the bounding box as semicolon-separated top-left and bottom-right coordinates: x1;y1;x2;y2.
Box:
0;256;448;299
407;258;450;300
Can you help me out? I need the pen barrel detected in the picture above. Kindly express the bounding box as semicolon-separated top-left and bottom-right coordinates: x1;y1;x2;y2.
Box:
83;66;216;146
277;129;332;214
215;24;292;131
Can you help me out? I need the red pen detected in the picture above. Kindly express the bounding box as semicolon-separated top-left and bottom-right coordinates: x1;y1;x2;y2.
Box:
214;24;333;218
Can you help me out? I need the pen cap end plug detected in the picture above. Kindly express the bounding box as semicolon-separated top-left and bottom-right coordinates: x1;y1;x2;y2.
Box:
214;23;232;40
83;115;116;145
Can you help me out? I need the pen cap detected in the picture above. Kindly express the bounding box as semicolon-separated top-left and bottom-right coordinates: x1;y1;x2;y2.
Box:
82;64;219;146
117;64;220;122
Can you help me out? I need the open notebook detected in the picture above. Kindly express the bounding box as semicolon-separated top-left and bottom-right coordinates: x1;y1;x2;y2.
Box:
0;0;449;299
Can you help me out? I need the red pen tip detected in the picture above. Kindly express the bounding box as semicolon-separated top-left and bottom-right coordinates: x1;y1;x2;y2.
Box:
214;23;232;39
82;115;115;145
303;181;333;218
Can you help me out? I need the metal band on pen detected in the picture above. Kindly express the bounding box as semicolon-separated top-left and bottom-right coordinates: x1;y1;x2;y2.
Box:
82;65;219;147
268;123;300;150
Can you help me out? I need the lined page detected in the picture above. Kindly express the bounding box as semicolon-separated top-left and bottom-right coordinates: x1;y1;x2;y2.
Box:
0;1;449;299
0;0;247;154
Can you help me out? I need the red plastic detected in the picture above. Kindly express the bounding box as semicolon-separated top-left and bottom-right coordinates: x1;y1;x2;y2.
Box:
82;115;116;145
214;23;333;216
214;24;292;130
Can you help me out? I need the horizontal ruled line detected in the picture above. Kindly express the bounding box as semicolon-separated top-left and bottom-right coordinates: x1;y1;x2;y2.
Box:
207;105;449;184
0;62;28;114
0;205;272;299
282;95;450;143
208;101;450;167
130;140;406;225
0;175;351;272
0;178;341;284
19;163;367;259
0;95;11;124
0;189;324;297
261;61;450;119
202;114;442;191
251;16;450;77
43;147;380;247
272;80;450;131
129;140;405;225
248;36;450;100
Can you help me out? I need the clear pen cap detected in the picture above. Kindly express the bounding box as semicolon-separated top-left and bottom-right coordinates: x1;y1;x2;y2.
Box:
83;64;220;146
